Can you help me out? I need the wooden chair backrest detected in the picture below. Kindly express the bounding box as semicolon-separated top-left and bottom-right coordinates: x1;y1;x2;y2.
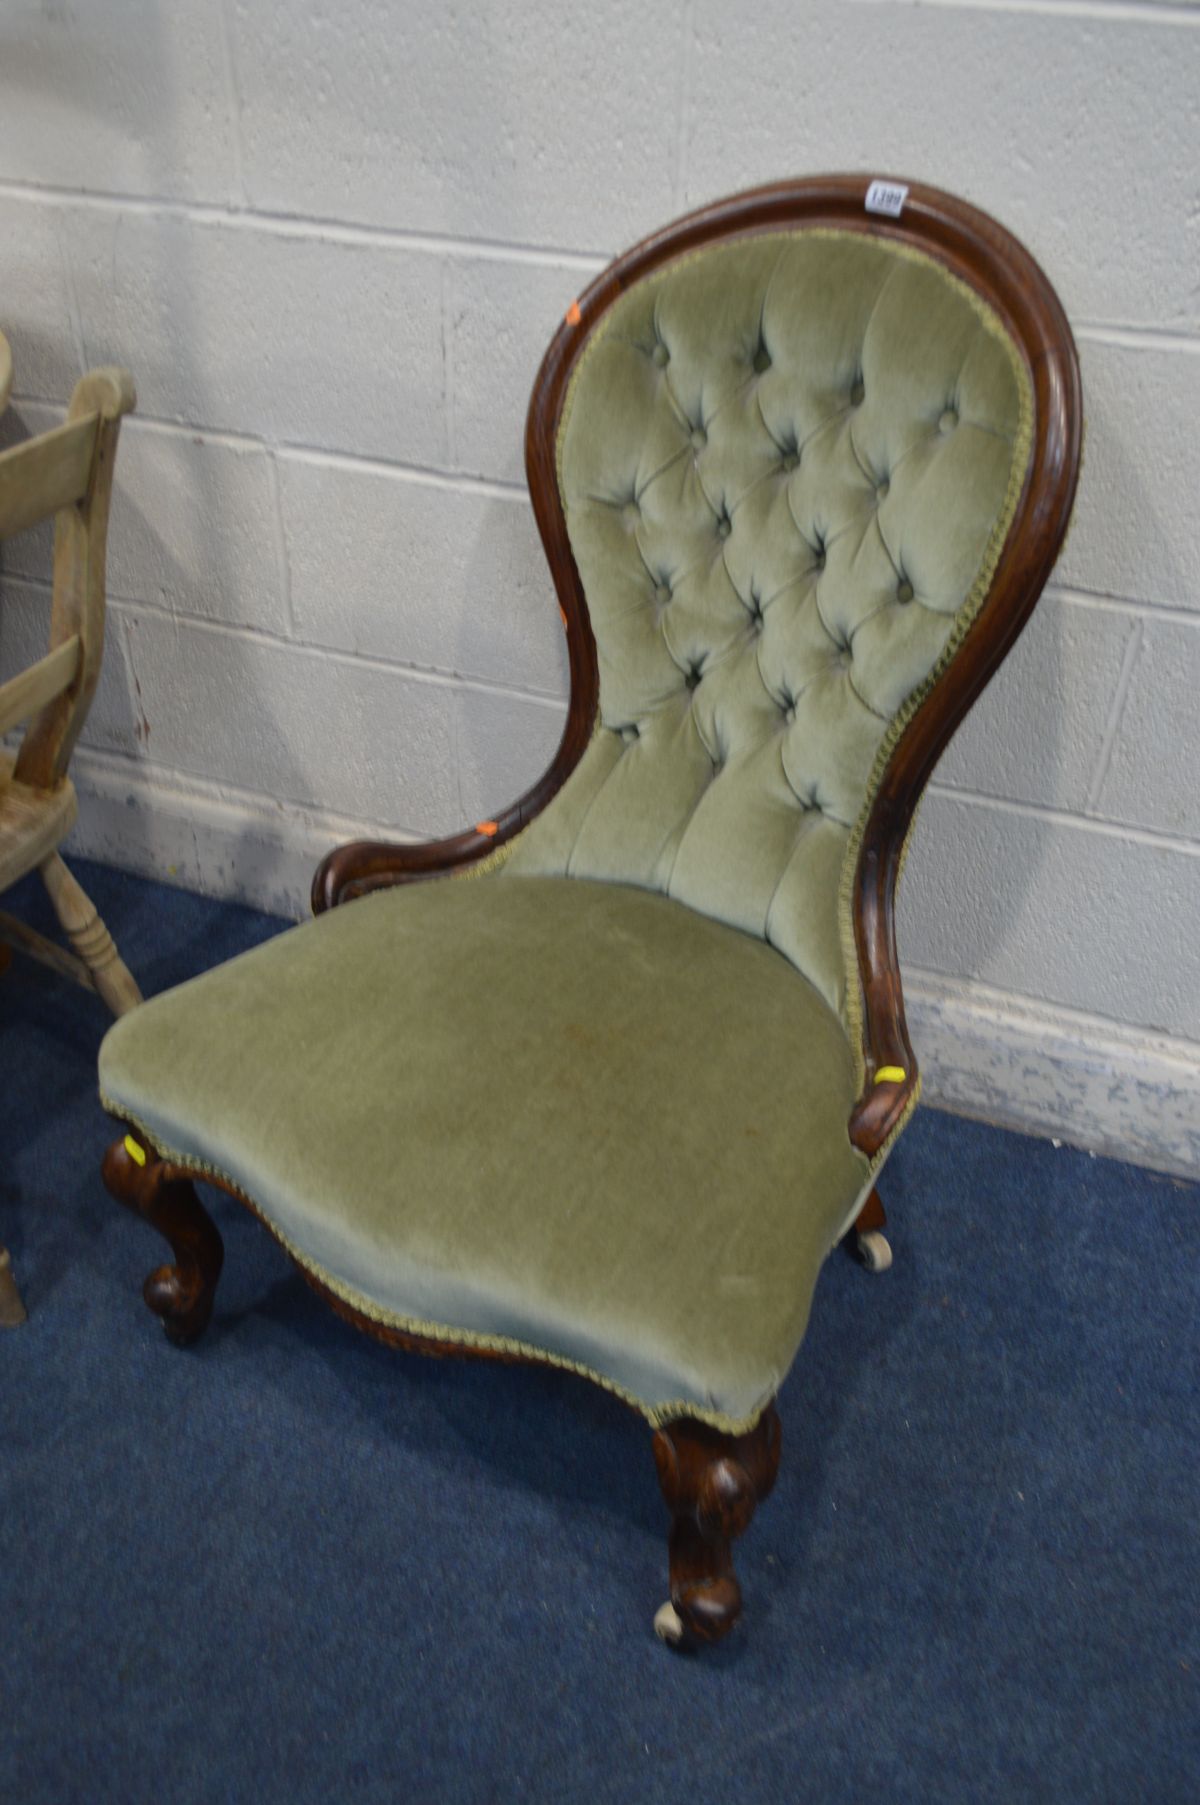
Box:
0;367;135;790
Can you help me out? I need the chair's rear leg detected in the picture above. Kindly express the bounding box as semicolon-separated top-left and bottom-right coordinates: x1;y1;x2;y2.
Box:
103;1135;223;1345
853;1185;892;1273
0;1245;27;1328
651;1403;782;1648
40;853;142;1018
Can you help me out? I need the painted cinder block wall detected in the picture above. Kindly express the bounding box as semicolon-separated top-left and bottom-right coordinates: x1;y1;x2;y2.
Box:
0;0;1197;1174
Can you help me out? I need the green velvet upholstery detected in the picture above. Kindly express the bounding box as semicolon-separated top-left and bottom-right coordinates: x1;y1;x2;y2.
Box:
508;230;1031;1046
100;877;869;1429
98;223;1035;1430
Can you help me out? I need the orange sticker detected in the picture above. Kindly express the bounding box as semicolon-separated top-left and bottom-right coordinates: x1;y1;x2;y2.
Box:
476;820;499;837
565;300;582;326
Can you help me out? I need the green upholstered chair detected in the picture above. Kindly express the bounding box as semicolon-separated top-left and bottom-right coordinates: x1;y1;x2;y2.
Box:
98;177;1081;1648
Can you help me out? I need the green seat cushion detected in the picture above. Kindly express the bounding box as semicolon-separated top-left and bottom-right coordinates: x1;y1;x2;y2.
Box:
99;875;871;1429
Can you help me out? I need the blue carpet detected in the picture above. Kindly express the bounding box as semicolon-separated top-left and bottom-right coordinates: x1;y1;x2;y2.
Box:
1;858;1197;1803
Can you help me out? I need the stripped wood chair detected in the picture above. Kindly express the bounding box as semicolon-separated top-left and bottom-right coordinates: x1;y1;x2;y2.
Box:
97;179;1080;1645
0;367;141;1326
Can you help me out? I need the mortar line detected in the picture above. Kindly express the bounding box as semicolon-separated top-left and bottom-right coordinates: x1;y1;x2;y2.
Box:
215;0;252;209
0;177;610;269
1075;324;1200;355
928;776;1200;856
52;221;88;375
1050;585;1200;627
1;565;566;705
102;593;570;708
265;449;296;637
847;0;1200;26
672;0;697;210
1084;616;1143;810
6;392;531;500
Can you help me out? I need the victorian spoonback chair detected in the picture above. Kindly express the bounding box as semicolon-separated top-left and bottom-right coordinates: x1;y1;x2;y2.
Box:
98;178;1081;1648
0;366;141;1327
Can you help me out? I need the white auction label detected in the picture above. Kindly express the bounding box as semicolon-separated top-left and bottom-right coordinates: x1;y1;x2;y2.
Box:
865;180;908;218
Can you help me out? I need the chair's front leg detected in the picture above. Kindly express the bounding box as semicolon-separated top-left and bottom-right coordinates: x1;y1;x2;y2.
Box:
651;1403;782;1647
103;1135;223;1345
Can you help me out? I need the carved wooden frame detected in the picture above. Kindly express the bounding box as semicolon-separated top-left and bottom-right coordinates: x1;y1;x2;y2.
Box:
107;177;1081;1647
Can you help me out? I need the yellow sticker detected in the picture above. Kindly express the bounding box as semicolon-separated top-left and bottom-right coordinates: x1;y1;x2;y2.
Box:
875;1065;907;1085
123;1133;147;1167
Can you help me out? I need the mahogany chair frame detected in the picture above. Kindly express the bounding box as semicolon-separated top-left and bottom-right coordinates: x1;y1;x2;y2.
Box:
104;176;1081;1646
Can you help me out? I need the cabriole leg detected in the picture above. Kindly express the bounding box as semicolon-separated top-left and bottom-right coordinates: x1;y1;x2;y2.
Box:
103;1134;223;1345
651;1403;782;1647
853;1185;892;1273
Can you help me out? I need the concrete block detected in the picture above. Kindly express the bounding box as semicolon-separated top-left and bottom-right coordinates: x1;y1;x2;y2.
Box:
1057;340;1200;613
92;606;466;835
0;575;130;740
936;594;1134;811
0;6;239;203
1093;618;1200;841
0;198;82;402
69;209;448;464
899;793;1200;1042
1;409;288;635
686;0;1200;331
0;404;58;577
108;426;288;634
280;459;568;695
446;256;601;483
452;685;567;828
228;0;682;251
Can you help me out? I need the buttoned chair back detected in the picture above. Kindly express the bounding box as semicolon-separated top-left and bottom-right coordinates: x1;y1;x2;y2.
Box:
500;180;1080;1152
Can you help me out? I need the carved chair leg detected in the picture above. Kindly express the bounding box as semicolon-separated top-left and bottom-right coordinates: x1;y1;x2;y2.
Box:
651;1402;782;1647
40;853;143;1018
102;1135;223;1345
851;1185;893;1273
0;1244;27;1328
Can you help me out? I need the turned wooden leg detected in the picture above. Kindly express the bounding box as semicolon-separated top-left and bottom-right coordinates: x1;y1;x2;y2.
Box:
651;1402;782;1646
852;1185;892;1273
40;853;143;1018
103;1134;223;1345
0;1244;27;1328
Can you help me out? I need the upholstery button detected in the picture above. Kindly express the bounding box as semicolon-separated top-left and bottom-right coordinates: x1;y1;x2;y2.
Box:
753;345;772;374
717;516;731;540
850;377;865;406
690;426;707;451
620;723;640;744
939;407;958;433
686;665;703;691
785;705;796;725
876;478;890;501
654;583;671;607
897;578;914;604
652;342;669;369
814;549;826;571
621;501;639;529
781;450;799;473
